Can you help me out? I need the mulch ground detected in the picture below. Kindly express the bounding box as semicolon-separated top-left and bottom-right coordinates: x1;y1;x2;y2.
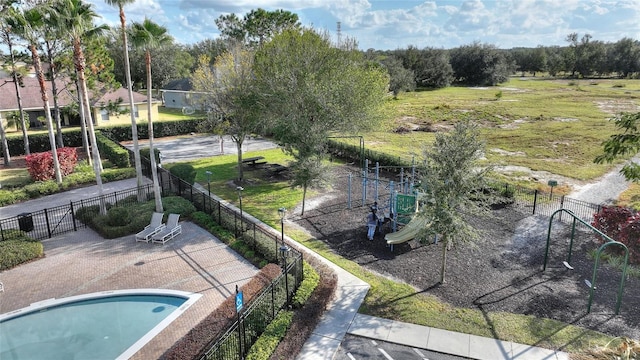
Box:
291;165;640;340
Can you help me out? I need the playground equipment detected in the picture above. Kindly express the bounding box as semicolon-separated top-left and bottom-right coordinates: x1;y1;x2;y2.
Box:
385;217;429;249
543;208;629;315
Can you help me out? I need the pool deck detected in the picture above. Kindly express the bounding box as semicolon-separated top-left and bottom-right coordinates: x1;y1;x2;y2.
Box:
0;221;259;359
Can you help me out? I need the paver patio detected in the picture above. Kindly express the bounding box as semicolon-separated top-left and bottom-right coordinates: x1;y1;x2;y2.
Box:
0;221;259;359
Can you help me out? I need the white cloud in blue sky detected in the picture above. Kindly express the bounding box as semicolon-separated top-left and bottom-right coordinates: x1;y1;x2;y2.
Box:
89;0;640;50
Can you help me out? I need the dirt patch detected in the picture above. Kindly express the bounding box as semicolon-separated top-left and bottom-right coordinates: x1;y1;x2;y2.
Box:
292;165;640;340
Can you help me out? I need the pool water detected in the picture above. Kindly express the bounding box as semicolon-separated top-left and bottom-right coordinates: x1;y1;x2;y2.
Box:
0;292;194;360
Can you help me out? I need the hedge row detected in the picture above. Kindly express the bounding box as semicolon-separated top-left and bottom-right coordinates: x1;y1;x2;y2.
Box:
96;133;130;168
6;118;201;156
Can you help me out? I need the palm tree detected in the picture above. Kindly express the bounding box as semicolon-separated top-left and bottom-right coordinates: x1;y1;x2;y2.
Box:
8;6;63;184
105;0;145;200
1;6;30;157
51;0;108;212
129;18;171;213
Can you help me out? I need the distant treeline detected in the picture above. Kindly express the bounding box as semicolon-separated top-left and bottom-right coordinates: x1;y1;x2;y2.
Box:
365;33;640;89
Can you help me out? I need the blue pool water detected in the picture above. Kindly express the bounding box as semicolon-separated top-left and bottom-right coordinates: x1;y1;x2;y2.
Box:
0;291;198;360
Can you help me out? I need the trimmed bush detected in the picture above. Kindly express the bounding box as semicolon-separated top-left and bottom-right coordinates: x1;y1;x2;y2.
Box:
6;129;84;156
96;132;130;168
25;147;78;181
0;235;43;270
169;163;197;185
107;207;131;226
292;262;320;308
245;311;293;360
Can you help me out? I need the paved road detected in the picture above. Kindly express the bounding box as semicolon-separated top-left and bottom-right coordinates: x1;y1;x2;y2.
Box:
335;335;469;360
127;134;279;164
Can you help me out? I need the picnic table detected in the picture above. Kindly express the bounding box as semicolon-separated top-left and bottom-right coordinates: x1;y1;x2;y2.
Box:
242;156;266;166
270;164;288;175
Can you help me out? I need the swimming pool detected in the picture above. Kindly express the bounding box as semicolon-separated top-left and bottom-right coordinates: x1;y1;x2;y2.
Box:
0;289;201;360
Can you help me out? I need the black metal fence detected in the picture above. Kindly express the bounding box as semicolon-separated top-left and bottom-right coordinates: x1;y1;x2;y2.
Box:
0;184;159;241
508;185;602;226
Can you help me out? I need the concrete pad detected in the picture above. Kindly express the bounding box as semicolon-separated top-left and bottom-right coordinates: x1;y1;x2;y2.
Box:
348;313;394;340
426;327;470;358
327;284;369;313
310;309;355;340
468;334;513;360
511;342;559;360
386;321;430;349
296;333;342;360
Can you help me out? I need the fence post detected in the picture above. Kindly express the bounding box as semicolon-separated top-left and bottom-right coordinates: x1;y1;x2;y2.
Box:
271;283;276;319
70;201;77;231
533;190;538;215
252;223;256;251
348;173;352;209
44;208;52;238
559;195;565;222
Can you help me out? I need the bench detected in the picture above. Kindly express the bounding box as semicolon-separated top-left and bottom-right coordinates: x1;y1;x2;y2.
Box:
242;156;265;166
270;164;288;174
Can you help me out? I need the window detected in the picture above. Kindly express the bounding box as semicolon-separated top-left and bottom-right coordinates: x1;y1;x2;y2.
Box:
134;105;139;118
100;109;109;121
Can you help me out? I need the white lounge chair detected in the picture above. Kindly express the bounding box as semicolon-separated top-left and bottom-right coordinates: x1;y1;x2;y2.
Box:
152;213;182;244
135;212;165;242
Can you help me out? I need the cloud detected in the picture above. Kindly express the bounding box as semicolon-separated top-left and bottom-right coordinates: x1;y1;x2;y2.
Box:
178;0;327;12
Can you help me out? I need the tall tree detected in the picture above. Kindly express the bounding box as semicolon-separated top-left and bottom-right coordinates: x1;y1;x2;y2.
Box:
105;0;145;200
416;120;493;284
8;5;63;184
191;48;262;183
53;0;108;211
253;29;388;214
41;7;66;148
130;18;171;213
215;8;300;47
381;55;415;98
450;42;515;86
1;5;30;156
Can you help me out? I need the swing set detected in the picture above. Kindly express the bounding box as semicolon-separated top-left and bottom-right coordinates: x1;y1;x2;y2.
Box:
543;209;629;315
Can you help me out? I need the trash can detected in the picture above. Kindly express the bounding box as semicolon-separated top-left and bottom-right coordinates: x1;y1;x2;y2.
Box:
18;212;34;232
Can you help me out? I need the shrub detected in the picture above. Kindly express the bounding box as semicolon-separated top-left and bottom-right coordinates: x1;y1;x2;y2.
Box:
245;311;293;360
592;206;640;264
23;180;60;198
107;207;130;226
96;132;130;168
25;147;78;181
140;147;161;164
1;229;30;242
291;262;320;308
170;163;197;185
163;196;197;216
0;237;43;270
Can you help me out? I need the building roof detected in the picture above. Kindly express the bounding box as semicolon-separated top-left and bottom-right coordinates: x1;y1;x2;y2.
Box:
92;87;148;107
162;78;193;91
0;77;150;112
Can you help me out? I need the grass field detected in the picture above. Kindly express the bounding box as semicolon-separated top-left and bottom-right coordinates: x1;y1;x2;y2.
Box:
353;77;640;182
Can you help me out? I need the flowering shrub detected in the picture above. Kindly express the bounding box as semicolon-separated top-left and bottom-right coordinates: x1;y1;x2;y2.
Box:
592;206;640;264
25;147;78;181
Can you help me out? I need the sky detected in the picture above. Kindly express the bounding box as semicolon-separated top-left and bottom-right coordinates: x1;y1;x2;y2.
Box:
88;0;640;50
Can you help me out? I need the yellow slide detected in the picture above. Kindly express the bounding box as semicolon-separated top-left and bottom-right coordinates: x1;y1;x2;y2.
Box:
385;217;429;245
